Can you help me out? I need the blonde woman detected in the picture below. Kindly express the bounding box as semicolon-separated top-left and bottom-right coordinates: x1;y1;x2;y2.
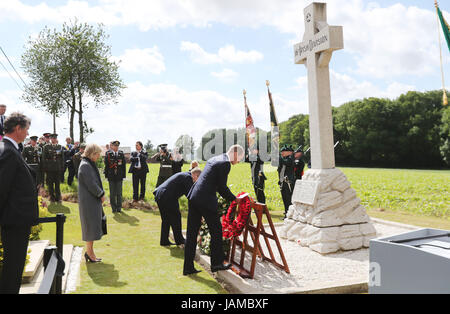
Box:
78;144;106;263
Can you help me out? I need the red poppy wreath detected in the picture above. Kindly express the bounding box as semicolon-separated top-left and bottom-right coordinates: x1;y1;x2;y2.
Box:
222;192;252;240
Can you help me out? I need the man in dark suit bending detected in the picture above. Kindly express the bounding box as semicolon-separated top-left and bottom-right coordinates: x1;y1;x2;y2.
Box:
183;145;245;275
153;167;202;247
0;112;39;293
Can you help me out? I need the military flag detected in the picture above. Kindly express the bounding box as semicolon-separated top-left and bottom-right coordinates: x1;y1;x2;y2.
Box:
243;89;257;152
436;1;450;51
435;1;449;105
267;80;279;166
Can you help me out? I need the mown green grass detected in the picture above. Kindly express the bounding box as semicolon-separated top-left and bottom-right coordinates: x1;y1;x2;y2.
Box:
39;202;227;294
41;162;449;293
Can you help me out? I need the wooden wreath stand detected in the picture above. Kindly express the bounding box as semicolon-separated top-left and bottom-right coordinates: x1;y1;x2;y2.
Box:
226;200;290;279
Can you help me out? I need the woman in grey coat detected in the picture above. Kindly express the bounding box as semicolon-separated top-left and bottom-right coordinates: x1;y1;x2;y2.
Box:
78;143;106;263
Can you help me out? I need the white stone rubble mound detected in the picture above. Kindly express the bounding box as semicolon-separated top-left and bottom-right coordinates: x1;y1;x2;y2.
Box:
280;168;376;254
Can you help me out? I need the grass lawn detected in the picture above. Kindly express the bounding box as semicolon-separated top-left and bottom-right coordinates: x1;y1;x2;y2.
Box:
39;202;227;294
38;162;449;293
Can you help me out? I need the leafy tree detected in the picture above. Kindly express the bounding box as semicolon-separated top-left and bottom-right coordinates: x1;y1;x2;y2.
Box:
22;20;125;142
440;106;450;165
144;139;157;154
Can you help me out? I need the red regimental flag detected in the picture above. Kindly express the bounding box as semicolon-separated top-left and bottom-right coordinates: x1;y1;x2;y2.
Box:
244;90;257;150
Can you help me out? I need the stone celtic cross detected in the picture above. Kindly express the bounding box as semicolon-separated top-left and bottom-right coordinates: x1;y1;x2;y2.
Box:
283;2;375;255
294;2;343;169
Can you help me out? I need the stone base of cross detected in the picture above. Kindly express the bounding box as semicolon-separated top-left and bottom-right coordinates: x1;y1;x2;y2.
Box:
280;2;375;254
280;169;376;254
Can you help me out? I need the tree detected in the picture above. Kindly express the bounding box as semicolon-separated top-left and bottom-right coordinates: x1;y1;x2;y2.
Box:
144;139;156;155
440;106;450;165
279;114;309;149
22;20;125;142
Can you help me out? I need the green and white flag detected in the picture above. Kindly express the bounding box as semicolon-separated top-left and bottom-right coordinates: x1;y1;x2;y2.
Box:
437;3;450;52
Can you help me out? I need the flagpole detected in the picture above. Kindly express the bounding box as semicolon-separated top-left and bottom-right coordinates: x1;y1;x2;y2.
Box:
435;0;448;106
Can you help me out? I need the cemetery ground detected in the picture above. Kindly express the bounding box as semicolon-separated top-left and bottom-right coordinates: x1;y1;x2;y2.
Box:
37;163;450;293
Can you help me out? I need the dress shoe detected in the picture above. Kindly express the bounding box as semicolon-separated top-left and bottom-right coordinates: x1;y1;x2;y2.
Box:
183;268;202;276
211;263;232;272
160;241;176;246
175;239;186;246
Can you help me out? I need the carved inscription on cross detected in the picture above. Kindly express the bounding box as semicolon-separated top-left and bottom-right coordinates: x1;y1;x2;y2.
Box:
294;2;343;169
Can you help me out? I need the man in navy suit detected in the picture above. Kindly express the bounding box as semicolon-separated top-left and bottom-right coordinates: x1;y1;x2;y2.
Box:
0;112;39;294
183;145;245;275
153;167;202;246
129;141;149;202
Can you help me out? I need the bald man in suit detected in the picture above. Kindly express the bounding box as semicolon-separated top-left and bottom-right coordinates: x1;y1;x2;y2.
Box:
183;145;244;275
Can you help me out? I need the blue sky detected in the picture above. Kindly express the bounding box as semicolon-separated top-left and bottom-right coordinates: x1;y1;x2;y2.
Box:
0;0;448;149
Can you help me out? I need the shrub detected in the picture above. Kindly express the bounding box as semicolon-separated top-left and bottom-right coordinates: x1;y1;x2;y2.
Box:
198;195;231;256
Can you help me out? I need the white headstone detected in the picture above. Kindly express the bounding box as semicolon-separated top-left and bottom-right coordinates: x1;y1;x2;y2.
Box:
281;2;376;254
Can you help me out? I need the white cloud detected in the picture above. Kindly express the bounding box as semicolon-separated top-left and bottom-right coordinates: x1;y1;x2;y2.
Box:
210;68;239;81
179;42;222;64
1;0;448;78
114;47;165;74
180;41;263;64
1;0;447;80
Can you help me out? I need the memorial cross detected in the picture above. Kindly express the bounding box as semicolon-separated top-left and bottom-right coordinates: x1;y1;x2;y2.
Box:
294;2;343;169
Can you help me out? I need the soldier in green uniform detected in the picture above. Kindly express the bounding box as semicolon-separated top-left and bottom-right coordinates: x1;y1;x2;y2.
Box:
151;144;173;187
39;133;51;186
278;145;295;218
42;134;64;203
72;143;86;178
104;140;126;213
293;146;306;182
22;136;43;189
245;147;267;204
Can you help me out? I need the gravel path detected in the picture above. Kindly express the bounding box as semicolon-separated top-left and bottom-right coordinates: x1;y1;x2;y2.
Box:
220;220;418;293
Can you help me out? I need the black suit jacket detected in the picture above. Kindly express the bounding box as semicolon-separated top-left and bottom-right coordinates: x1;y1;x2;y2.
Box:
128;150;149;173
187;154;235;210
0;138;39;226
0;115;5;136
153;171;193;203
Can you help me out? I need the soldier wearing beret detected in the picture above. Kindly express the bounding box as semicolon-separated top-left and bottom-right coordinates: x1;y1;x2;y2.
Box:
151;144;174;188
293;146;306;182
278;144;295;218
42;134;64;203
245;147;267;204
104;140;126;213
22;136;43;189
